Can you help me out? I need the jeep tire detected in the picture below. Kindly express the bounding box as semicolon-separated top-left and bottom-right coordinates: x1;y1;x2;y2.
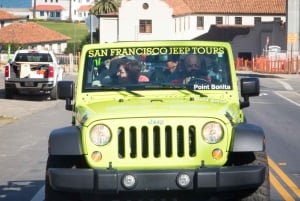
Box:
45;155;84;201
227;151;270;201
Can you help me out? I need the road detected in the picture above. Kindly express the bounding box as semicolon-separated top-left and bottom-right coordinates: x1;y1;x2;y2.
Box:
241;72;300;201
1;72;300;200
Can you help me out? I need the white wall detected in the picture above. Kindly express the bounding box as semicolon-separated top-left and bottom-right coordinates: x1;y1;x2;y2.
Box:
100;17;118;43
117;0;174;41
29;42;68;54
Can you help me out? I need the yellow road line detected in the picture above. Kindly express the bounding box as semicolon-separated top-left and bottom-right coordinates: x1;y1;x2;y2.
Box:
269;156;300;198
270;172;295;201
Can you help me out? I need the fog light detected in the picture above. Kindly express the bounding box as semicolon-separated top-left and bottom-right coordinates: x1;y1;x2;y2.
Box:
91;151;102;162
122;174;136;189
176;173;191;188
212;148;223;160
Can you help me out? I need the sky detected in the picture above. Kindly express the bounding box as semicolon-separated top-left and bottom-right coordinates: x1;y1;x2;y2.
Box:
0;0;31;8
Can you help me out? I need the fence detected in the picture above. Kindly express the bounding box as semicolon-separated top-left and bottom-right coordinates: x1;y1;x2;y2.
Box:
56;54;80;72
235;56;300;74
2;52;300;74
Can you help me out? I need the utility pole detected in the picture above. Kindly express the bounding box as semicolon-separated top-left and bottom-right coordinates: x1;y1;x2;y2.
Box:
33;0;36;18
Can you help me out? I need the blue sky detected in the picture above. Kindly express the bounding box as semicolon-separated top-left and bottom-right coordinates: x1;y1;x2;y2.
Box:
0;0;31;8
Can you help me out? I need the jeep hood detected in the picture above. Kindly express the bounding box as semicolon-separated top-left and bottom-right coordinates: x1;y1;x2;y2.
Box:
76;94;241;126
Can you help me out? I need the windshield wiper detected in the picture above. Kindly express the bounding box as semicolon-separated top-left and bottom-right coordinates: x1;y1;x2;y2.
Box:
93;84;206;97
98;86;144;97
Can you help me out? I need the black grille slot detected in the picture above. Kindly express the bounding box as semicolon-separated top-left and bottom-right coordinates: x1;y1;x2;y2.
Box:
118;127;125;158
117;125;197;159
165;126;172;157
141;126;149;158
177;126;184;157
153;126;160;157
129;127;137;158
189;126;196;157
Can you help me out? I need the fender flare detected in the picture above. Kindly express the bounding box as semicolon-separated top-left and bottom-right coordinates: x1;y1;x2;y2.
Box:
48;126;83;155
230;123;265;152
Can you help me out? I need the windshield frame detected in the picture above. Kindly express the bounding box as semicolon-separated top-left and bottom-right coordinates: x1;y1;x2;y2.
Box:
81;44;233;93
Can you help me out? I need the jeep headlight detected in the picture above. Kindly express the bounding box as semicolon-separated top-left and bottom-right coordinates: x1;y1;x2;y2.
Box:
89;124;111;146
202;122;223;144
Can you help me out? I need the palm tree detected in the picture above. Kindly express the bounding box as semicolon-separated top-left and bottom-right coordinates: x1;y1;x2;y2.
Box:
90;0;120;42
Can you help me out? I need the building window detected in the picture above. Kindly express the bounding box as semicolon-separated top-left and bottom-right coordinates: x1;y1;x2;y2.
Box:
50;12;55;17
254;17;261;24
139;20;152;33
197;16;204;29
45;0;47;2
216;16;223;25
274;17;281;22
235;17;242;25
56;12;60;17
40;11;44;16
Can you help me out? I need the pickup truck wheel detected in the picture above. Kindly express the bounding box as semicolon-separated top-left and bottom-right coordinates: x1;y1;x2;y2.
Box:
50;85;58;100
5;88;15;99
45;155;85;201
226;152;270;201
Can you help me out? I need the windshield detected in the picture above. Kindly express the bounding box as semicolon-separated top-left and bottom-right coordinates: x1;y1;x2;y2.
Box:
83;46;232;91
15;53;53;62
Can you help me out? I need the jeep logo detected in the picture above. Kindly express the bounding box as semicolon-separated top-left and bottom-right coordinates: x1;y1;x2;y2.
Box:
148;119;164;125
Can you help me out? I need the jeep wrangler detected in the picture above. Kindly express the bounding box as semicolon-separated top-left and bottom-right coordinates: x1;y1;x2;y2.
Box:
45;41;270;201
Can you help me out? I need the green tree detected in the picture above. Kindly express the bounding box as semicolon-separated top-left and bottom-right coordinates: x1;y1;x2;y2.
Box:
89;0;120;42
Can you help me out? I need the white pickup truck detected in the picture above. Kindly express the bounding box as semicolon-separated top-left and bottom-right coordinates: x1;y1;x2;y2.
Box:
4;49;63;100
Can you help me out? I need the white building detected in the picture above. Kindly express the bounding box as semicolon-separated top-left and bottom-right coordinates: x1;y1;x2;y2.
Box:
2;0;287;45
98;0;286;43
33;0;93;21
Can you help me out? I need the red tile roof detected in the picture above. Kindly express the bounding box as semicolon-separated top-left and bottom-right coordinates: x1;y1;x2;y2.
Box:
34;5;65;11
162;0;192;16
0;9;20;20
0;21;70;44
78;5;92;11
163;0;286;16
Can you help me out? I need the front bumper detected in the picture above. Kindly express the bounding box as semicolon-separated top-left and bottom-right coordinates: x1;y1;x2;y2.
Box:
48;166;266;193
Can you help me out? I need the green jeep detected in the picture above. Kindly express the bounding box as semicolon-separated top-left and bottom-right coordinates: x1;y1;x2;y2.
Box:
45;41;270;201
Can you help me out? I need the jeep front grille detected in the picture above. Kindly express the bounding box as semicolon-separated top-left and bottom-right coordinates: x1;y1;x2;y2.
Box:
118;125;197;159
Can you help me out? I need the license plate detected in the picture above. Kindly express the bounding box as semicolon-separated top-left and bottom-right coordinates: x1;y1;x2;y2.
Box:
24;82;34;87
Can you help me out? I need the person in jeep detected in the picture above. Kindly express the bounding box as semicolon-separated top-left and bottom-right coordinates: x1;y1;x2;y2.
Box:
150;54;184;84
116;59;149;84
182;54;211;84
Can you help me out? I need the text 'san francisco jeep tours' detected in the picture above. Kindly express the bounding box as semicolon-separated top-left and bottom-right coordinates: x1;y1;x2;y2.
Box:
46;41;269;201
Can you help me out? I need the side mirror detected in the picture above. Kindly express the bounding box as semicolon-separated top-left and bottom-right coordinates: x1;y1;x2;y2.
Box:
240;77;260;108
57;81;75;111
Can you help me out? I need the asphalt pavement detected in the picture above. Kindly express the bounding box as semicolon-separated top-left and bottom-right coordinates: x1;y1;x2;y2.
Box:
0;71;77;126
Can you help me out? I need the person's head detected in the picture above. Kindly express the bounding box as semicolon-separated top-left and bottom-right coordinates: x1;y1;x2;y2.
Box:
116;59;140;84
165;54;179;73
184;54;201;76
